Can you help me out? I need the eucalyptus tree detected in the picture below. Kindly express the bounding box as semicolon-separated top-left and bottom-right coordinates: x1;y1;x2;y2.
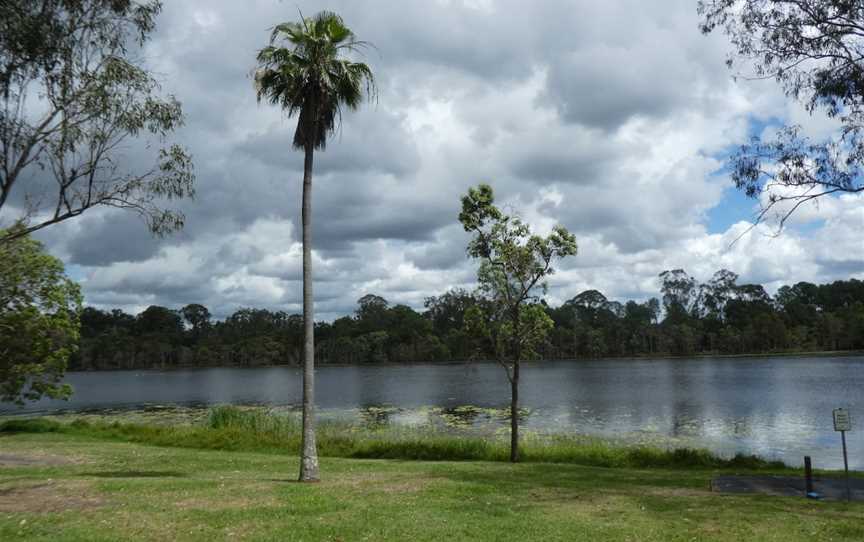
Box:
699;0;864;230
181;303;212;339
0;0;195;243
460;184;577;462
659;269;699;324
253;11;376;482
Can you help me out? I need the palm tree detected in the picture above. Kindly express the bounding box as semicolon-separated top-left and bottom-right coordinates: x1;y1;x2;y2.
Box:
254;11;375;482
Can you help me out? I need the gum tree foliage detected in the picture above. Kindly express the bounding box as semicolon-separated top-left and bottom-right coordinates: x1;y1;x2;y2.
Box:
253;10;376;483
355;294;389;333
0;0;195;243
659;269;699;324
459;184;577;462
181;303;212;338
0;231;81;404
424;288;478;334
699;0;864;229
698;269;739;322
424;288;482;357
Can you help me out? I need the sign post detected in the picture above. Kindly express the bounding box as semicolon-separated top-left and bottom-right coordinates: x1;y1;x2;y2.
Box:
833;408;852;502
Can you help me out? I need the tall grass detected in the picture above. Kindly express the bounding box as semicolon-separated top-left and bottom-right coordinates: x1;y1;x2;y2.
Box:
0;406;788;470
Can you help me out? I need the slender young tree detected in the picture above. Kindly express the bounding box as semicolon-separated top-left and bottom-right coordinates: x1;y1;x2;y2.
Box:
460;184;577;462
253;11;375;482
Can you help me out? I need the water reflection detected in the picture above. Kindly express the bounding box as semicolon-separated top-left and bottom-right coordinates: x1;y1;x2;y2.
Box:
2;355;863;468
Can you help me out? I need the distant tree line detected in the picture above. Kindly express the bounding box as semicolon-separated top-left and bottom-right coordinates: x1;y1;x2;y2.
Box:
70;271;864;370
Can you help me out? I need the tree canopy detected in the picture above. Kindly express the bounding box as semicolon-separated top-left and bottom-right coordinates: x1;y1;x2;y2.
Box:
0;231;81;404
0;0;195;243
254;11;377;152
459;184;578;371
699;0;864;229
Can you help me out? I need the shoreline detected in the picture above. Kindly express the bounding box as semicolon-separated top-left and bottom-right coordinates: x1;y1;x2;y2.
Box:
3;405;863;474
0;410;799;472
67;349;864;373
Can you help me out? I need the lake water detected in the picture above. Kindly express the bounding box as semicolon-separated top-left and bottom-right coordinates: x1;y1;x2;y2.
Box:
3;355;863;469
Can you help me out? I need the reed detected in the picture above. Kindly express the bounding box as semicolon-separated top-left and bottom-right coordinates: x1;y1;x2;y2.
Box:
0;406;788;471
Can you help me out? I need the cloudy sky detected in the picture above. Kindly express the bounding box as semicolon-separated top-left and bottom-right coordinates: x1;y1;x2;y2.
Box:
31;0;864;320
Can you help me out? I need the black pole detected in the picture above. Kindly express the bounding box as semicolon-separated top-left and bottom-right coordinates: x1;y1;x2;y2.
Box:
804;456;814;496
841;430;851;502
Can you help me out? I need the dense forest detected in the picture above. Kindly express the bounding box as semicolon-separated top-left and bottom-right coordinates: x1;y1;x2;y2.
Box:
71;270;864;370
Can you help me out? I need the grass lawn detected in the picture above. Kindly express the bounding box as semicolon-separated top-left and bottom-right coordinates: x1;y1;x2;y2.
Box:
1;431;863;541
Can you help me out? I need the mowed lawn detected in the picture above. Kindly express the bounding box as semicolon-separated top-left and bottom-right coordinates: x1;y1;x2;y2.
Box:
0;432;862;542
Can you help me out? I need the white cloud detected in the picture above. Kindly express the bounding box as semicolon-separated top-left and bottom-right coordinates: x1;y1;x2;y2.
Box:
28;0;863;320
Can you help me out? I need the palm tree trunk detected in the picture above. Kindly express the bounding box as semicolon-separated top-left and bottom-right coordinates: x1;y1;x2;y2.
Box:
299;143;320;482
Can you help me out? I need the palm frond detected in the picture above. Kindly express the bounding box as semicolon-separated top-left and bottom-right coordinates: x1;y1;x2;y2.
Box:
253;10;377;151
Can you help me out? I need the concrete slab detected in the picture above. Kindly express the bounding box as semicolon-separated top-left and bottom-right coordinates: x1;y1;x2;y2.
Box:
711;475;864;501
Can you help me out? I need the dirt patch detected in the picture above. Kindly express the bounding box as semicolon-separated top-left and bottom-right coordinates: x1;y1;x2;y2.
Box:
372;479;432;493
523;486;710;507
0;481;103;513
173;495;278;511
172;482;279;511
526;486;582;502
643;486;713;498
334;471;441;494
0;452;77;467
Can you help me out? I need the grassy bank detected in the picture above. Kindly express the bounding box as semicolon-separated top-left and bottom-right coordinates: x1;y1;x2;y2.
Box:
0;406;789;471
0;431;862;541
